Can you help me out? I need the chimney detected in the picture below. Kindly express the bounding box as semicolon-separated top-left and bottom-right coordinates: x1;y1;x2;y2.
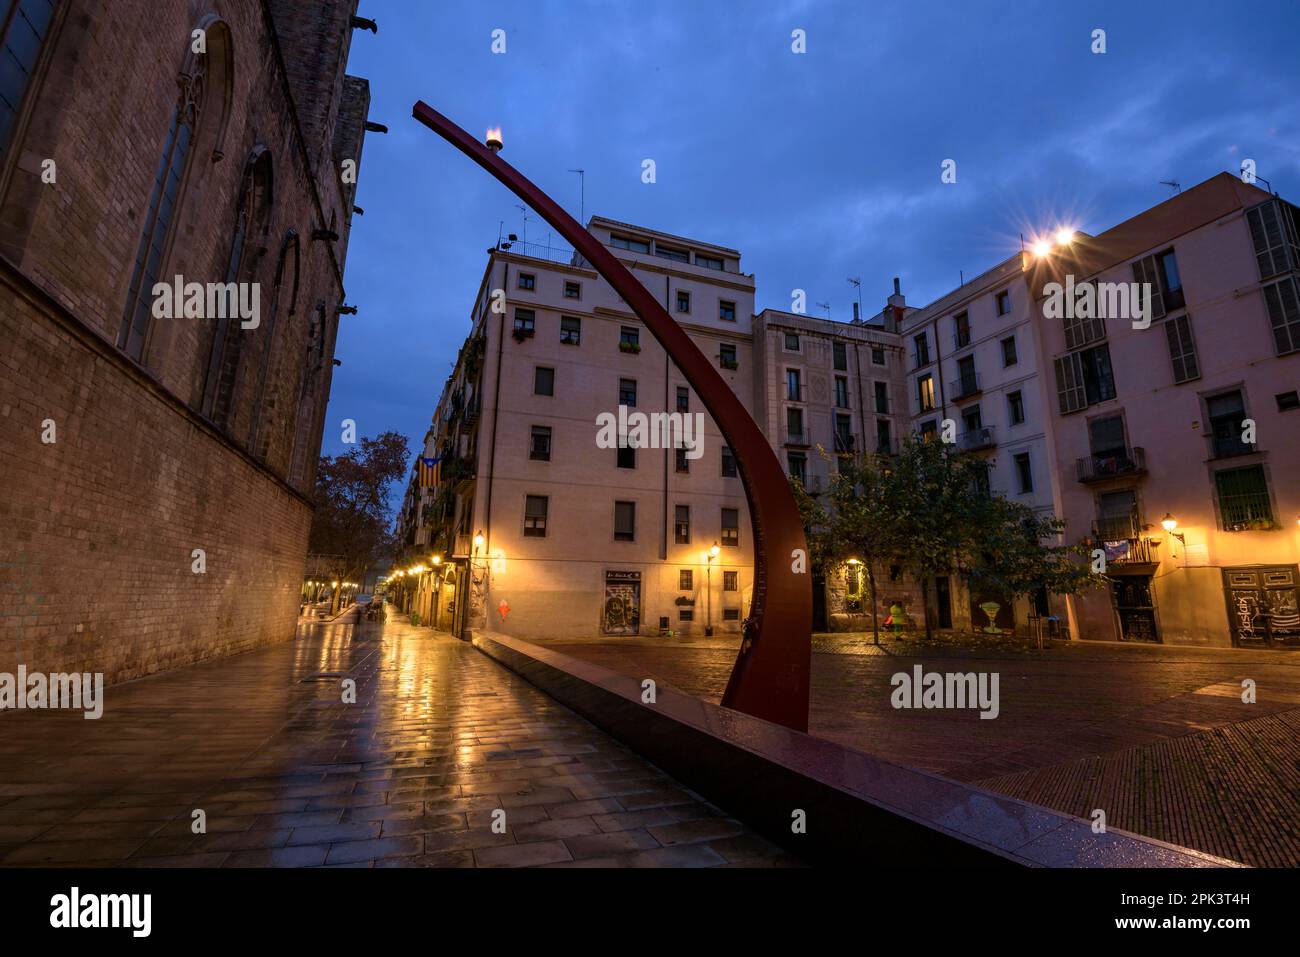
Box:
888;276;905;308
852;302;860;323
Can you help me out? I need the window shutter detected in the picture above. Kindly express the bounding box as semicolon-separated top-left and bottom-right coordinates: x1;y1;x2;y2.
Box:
1246;202;1290;279
1132;256;1166;321
1054;353;1086;414
1262;277;1300;355
1164;314;1200;383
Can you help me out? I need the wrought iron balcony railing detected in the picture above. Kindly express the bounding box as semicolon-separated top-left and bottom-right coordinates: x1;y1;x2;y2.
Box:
1076;446;1145;483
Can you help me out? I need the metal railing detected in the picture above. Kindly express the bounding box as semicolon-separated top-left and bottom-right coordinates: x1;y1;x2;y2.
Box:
956;426;995;451
1076;446;1145;483
951;370;981;400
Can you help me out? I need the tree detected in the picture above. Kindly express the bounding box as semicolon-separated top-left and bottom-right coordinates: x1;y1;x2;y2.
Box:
308;431;410;612
794;452;905;644
798;438;1104;642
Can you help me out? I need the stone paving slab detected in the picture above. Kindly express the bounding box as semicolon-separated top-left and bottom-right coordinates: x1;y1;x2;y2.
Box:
537;634;1300;866
0;610;797;868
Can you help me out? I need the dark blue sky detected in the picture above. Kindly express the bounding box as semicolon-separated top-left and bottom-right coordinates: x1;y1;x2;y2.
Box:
323;0;1300;482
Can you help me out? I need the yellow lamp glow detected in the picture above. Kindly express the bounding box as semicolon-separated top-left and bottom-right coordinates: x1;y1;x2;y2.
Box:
1054;228;1075;245
1032;240;1052;257
1160;513;1178;533
709;542;720;559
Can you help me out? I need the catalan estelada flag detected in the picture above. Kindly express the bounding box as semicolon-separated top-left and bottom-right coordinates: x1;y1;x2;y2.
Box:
417;456;441;488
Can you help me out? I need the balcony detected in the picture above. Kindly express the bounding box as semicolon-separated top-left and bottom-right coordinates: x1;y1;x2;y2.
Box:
1076;446;1146;484
783;427;811;448
1095;536;1158;565
785;383;807;402
833;432;857;455
1093;513;1140;542
950;371;982;402
952;331;972;351
956;426;996;452
911;351;932;369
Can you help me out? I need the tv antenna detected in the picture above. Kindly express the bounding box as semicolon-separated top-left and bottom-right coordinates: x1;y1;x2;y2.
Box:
816;301;831;319
1160;180;1182;194
513;203;530;246
846;277;862;320
568;169;585;225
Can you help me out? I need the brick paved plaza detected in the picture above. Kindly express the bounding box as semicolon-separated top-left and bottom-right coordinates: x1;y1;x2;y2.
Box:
538;634;1300;867
0;610;793;868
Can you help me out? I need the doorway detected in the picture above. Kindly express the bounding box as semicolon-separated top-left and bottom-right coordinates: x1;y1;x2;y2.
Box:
1112;575;1159;642
935;576;953;629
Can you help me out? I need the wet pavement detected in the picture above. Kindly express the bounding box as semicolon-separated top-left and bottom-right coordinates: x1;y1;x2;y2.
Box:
0;609;795;867
537;633;1300;866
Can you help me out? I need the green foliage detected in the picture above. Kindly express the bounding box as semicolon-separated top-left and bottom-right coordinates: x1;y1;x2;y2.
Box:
797;438;1104;639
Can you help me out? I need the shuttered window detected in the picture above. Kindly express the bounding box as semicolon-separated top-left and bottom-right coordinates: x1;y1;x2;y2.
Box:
1262;276;1300;355
1054;352;1086;414
1131;254;1167;323
1245;200;1300;280
1164;314;1200;383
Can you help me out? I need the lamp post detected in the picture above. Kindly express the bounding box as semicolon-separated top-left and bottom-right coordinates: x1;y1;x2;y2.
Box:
706;542;720;637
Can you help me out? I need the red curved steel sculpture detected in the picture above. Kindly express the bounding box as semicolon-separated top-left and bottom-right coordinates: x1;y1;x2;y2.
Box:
413;102;810;731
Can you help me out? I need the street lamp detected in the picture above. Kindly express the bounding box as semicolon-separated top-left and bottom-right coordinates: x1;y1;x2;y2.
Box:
706;542;720;637
473;531;485;552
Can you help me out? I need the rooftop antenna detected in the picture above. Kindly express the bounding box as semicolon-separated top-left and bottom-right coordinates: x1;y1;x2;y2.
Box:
846;277;862;321
1160;180;1182;194
513;203;529;247
816;301;831;319
567;168;585;225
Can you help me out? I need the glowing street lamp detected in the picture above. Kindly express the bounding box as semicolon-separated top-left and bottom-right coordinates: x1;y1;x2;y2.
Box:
706;542;721;637
473;531;485;552
1160;513;1178;533
1055;228;1075;246
485;128;503;153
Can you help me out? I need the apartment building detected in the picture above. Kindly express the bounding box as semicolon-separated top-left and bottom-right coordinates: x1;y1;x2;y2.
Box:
751;305;914;628
397;217;760;639
1027;173;1300;648
896;255;1065;631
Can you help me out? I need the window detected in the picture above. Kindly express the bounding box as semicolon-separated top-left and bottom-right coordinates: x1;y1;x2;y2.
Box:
871;381;888;414
833;341;848;371
676;386;689;412
721;508;739;546
524;495;548;537
920;419;938;441
679;609;695;622
0;0;58;165
1132;247;1184;319
1262;276;1300;355
787;452;807;484
655;243;689;263
675;447;689;473
954;312;970;348
786;369;802;401
676;290;691;313
517;272;535;291
118;31;208;361
529;426;552;461
513;308;536;336
722;608;740;621
1014;452;1033;494
1208;391;1251;458
1215;466;1275;530
534;366;554;396
871;347;885;365
618;445;636;469
1053;344;1115;414
1277;391;1300;412
876;419;892;454
721;445;737;477
834;376;849;409
954;355;978;397
675;505;691;544
620;326;640;349
1095;489;1138;540
696;253;723;270
784;332;800;352
723;571;738;592
614;501;636;541
995;290;1011;316
611;234;650;253
1245;200;1300;279
917;373;935;412
786;407;804;442
619;378;637;406
719;343;738;369
1001;336;1018;366
962;406;983;434
679;569;693;591
1088;415;1126;458
719;300;736;322
1007;390;1025;425
563;280;581;300
560;315;581;345
1162;314;1200;383
913;333;930;367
